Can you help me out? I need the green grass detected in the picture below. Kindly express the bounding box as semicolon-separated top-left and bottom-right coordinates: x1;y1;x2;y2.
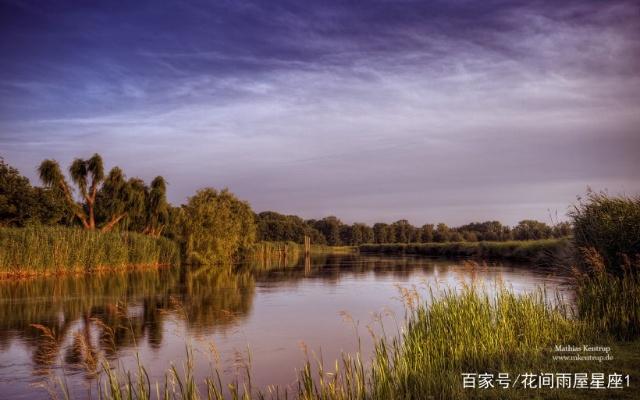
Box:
574;249;640;341
0;226;179;277
359;239;571;265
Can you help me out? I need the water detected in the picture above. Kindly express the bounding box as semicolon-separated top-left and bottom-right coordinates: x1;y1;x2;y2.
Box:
0;254;573;399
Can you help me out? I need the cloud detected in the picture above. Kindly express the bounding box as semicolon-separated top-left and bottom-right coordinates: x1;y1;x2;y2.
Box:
1;0;639;225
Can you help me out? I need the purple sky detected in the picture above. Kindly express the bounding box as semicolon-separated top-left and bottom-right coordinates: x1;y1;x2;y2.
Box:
1;0;639;225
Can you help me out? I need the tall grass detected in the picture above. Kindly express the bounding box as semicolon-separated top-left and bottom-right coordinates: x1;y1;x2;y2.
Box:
244;241;302;269
0;226;179;277
570;191;640;275
244;242;356;270
569;193;640;340
297;286;584;400
574;248;640;340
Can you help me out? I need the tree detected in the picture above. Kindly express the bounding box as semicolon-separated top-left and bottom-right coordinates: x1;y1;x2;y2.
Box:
391;219;413;243
1;158;38;226
1;158;68;226
552;221;572;238
38;154;110;230
93;166;138;232
313;216;342;246
145;176;169;237
345;223;374;245
434;223;451;242
420;224;434;243
180;188;256;265
373;223;389;243
449;231;464;242
512;220;553;240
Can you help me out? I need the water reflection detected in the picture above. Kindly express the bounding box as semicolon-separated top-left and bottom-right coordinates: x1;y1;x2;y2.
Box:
0;254;573;399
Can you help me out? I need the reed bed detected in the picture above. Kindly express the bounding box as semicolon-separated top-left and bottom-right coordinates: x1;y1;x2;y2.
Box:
359;239;570;265
0;226;179;277
574;249;640;340
244;241;302;270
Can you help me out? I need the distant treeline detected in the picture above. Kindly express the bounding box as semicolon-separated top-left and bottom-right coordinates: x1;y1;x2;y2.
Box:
255;212;572;246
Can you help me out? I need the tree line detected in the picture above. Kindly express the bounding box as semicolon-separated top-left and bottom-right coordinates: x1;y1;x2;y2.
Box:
256;213;571;246
1;154;572;265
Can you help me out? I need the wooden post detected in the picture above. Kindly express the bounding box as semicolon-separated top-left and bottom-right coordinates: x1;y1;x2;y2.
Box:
304;235;310;257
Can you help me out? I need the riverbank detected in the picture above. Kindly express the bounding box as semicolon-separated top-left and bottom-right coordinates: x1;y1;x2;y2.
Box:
0;226;179;278
359;238;571;265
245;241;356;269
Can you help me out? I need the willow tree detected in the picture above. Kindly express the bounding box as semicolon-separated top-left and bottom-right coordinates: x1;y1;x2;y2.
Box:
180;188;256;265
38;154;106;229
96;167;140;231
144;176;168;237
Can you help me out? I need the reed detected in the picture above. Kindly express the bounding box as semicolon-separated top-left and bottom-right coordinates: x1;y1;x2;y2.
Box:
299;285;586;400
359;239;570;266
570;192;640;275
574;249;640;340
0;226;179;277
244;241;302;269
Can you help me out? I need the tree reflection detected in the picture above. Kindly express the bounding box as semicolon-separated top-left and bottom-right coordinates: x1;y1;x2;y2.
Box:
0;265;256;374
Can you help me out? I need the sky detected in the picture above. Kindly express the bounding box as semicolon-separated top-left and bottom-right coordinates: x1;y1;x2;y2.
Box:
1;0;639;226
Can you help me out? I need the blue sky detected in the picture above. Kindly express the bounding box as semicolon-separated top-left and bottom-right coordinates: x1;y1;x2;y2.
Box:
1;0;639;225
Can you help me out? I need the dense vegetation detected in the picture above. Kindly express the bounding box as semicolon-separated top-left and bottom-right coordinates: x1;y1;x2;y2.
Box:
360;238;571;265
1;156;255;270
256;212;571;246
0;226;179;277
1;155;573;274
570;191;640;275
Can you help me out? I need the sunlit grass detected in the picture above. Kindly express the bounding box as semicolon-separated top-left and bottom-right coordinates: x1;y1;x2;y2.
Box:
0;226;179;277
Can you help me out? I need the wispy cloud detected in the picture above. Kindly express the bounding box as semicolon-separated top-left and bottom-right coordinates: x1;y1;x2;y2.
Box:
1;0;639;224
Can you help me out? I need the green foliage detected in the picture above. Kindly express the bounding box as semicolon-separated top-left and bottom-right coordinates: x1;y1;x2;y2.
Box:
570;191;640;274
1;158;69;226
179;188;256;265
512;219;553;240
0;226;179;276
434;223;451;242
312;216;343;246
456;221;511;241
343;222;374;245
146;176;169;235
255;211;325;244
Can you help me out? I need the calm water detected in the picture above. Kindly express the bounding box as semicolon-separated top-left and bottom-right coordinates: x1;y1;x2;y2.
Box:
0;254;573;399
